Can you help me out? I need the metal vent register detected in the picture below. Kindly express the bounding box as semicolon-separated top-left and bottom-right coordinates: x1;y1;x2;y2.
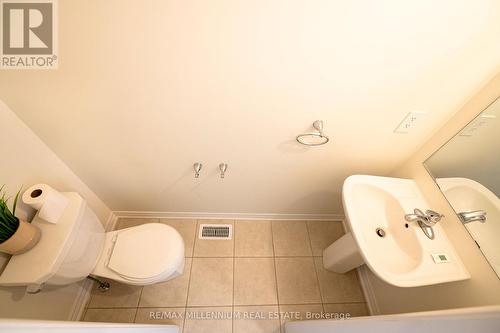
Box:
199;224;232;240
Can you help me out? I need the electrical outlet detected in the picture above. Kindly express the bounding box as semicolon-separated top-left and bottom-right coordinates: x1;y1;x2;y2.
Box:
394;111;427;133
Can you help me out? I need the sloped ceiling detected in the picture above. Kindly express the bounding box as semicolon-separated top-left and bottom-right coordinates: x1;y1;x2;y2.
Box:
1;0;500;215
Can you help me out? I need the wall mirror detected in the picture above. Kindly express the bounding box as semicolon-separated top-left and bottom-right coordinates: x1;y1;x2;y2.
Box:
424;96;500;279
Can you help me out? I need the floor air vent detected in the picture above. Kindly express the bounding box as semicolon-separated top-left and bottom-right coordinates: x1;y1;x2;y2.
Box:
199;224;232;240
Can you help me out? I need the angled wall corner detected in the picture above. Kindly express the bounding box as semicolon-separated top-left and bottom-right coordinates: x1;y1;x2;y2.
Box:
361;72;500;314
0;99;111;222
0;99;112;320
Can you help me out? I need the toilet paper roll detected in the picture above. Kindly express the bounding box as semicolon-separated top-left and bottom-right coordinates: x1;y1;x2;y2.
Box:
22;184;69;224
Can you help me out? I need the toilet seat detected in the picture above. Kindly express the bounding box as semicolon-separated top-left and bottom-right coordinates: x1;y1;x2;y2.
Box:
91;223;185;285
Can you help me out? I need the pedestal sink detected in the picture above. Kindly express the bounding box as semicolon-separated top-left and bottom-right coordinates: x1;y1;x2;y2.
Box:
323;175;469;287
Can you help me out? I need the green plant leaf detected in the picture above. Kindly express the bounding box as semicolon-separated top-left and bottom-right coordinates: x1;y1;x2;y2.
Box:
12;186;22;216
0;185;20;242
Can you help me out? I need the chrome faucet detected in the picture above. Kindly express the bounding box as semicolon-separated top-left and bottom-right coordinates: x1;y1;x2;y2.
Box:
405;208;443;226
458;210;486;224
405;208;444;240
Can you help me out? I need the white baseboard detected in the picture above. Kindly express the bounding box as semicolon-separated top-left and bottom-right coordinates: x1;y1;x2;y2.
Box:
357;265;381;315
113;210;344;221
68;278;93;321
104;211;119;231
69;211;117;321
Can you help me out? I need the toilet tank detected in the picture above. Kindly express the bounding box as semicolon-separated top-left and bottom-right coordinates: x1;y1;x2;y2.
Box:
47;200;106;285
0;193;106;289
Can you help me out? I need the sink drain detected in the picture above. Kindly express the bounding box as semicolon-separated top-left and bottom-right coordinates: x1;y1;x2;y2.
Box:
376;228;386;238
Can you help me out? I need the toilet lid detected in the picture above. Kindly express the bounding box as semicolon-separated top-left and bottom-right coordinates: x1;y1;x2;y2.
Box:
107;223;183;280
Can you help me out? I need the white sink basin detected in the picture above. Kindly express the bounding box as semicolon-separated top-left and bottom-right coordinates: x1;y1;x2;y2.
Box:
437;177;500;277
323;175;470;287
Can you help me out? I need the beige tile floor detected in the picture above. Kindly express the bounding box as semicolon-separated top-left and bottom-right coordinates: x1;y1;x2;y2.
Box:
83;218;368;333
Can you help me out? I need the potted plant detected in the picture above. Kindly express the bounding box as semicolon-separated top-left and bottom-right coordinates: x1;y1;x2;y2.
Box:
0;186;41;255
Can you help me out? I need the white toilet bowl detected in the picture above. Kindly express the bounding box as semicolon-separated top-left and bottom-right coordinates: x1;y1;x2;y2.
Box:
91;223;185;285
0;194;186;291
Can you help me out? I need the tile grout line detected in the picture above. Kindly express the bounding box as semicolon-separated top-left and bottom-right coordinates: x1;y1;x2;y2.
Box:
232;219;236;333
182;220;199;333
84;300;363;310
90;218;357;327
87;300;366;311
354;267;368;305
133;218;149;325
84;307;139;309
188;256;288;258
81;308;87;321
85;283;96;313
270;220;283;333
305;221;325;313
113;306;187;309
133;286;144;323
188;255;326;258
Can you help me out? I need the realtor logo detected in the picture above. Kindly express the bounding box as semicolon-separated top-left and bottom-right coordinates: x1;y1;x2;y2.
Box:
1;0;58;69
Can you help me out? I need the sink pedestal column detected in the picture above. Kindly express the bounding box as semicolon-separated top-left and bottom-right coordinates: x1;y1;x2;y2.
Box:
323;232;364;273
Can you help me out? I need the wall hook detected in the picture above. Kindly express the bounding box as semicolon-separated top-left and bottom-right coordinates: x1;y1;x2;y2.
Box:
219;163;228;178
194;163;202;178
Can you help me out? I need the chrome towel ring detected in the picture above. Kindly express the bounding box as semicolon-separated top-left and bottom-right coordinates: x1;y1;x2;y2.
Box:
296;120;330;146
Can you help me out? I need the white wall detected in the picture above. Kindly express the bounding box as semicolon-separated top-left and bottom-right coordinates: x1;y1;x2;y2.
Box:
1;0;500;215
362;73;500;314
0;99;111;320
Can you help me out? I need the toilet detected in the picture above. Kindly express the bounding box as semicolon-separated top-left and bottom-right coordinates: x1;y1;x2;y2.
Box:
91;223;185;285
0;193;185;291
